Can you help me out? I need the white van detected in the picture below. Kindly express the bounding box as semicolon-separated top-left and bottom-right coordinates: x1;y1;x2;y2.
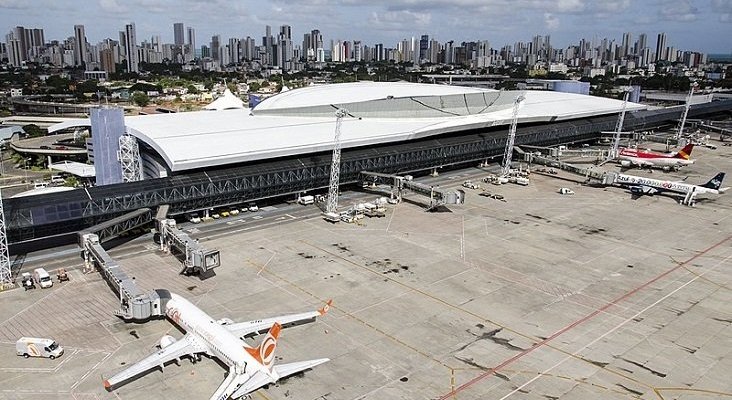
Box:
298;195;315;205
16;337;64;359
33;268;53;288
50;175;65;185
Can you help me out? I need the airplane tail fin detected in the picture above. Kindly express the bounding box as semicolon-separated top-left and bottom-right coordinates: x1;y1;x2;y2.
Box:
701;172;725;190
674;143;694;159
318;299;333;316
246;322;281;371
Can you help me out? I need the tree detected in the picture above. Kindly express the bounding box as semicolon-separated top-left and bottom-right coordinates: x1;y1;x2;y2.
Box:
131;91;150;107
248;81;261;92
187;84;199;94
23;124;44;138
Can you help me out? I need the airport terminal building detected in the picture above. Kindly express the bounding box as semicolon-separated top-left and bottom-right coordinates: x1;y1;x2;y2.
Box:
5;82;731;246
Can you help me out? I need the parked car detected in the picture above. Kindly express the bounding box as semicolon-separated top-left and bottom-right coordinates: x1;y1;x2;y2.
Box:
248;204;259;212
558;187;575;195
187;213;201;224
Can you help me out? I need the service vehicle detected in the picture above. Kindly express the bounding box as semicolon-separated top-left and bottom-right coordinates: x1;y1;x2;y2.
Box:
298;195;315;205
33;268;53;288
57;268;69;282
21;272;35;290
558;187;575;195
16;337;64;359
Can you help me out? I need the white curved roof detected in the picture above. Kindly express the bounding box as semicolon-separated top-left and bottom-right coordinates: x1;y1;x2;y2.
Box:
123;83;646;172
203;89;247;111
256;82;492;112
50;82;649;173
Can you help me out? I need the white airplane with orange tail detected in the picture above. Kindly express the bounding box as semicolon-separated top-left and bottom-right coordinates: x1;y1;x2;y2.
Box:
103;290;331;399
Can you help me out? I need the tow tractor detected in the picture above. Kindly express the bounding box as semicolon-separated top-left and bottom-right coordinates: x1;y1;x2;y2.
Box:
21;273;35;290
57;268;70;282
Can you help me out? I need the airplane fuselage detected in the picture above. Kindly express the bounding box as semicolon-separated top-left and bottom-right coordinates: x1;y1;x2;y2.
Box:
615;173;720;195
617;149;694;167
166;294;252;373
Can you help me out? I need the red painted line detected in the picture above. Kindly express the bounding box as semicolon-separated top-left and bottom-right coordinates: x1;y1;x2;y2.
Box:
439;235;732;400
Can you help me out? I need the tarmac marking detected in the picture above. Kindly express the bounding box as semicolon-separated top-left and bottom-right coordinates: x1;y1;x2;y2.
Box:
499;253;732;400
438;234;732;400
70;351;113;391
654;387;732;398
245;249;450;371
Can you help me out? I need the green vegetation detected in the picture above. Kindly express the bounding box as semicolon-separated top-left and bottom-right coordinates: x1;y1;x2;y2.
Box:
22;124;44;138
131;91;150;107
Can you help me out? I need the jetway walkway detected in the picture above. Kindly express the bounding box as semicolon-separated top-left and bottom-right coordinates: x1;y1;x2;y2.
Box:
78;232;167;321
517;147;605;181
359;171;465;209
156;218;220;275
75;206;209;321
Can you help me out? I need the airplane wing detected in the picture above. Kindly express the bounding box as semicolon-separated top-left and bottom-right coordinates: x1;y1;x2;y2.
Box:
224;300;332;339
104;334;209;390
230;358;330;399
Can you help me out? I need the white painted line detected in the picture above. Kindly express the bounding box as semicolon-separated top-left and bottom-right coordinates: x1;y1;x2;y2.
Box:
499;252;732;400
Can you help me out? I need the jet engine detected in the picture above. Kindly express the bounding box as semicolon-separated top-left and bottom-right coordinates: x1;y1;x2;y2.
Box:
620;160;632;167
216;318;234;325
159;334;177;349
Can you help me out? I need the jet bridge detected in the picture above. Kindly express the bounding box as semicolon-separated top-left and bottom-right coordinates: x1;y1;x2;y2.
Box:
79;232;168;321
518;147;605;181
359;171;465;209
155;206;220;275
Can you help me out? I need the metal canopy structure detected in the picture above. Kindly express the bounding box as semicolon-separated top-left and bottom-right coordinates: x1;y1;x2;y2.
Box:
4;100;732;247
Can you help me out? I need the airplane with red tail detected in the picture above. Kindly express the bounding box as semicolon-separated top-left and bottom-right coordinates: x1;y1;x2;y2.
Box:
616;143;695;170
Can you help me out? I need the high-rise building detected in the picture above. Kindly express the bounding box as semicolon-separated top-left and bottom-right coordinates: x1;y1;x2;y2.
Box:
621;32;631;59
72;25;89;66
374;43;384;61
353;40;362;62
173;23;184;46
419;34;429;63
211;34;220;62
277;25;293;70
655;32;666;62
124;23;138;73
228;37;240;64
242;36;255;60
5;34;22;67
263;25;273;66
100;48;116;74
186;27;196;58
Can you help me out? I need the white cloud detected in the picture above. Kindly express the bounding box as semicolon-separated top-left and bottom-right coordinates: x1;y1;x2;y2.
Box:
556;0;585;13
659;0;699;21
99;0;125;13
0;0;29;9
368;9;432;32
544;12;560;29
712;0;732;22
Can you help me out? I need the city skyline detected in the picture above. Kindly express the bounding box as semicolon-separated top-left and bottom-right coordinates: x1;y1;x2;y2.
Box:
1;0;731;54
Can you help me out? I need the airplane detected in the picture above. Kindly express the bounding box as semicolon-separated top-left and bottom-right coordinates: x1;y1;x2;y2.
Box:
103;290;332;400
616;143;695;170
614;171;727;205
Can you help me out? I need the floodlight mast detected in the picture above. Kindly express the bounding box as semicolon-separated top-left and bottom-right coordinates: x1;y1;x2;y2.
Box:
676;83;697;140
501;95;525;177
609;87;632;161
326;108;348;214
0;188;12;289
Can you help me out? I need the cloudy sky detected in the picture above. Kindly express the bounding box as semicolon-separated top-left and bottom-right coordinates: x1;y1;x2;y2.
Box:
1;0;731;54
